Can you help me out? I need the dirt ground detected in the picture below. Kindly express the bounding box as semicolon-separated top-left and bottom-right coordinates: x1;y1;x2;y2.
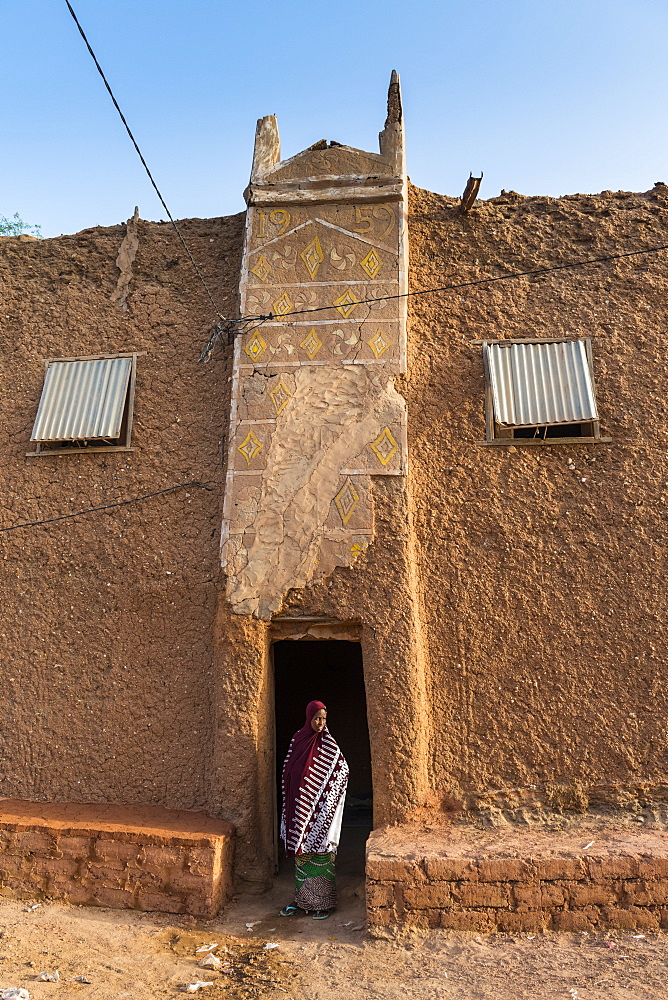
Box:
0;835;666;1000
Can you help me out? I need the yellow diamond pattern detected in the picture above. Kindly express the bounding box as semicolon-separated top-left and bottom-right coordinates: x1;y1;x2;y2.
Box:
351;540;368;556
244;332;267;361
360;247;382;278
238;430;262;465
334;477;359;526
370;427;399;466
250;255;271;282
270;381;292;415
333;288;359;318
367;328;391;358
300;236;324;279
272;292;293;316
300;328;323;359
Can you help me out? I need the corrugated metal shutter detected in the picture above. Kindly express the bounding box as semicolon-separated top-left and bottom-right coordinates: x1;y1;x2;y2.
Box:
30;357;132;442
486;341;598;427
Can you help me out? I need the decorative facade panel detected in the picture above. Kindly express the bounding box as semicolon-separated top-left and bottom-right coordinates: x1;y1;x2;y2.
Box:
221;73;408;618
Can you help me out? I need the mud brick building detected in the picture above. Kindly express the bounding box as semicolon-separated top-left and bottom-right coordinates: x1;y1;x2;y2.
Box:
1;73;668;928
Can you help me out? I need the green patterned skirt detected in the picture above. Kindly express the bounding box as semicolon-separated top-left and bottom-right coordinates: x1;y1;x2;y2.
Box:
294;852;337;912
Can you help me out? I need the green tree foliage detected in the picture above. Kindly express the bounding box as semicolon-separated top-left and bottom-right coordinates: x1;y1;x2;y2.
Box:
0;213;42;237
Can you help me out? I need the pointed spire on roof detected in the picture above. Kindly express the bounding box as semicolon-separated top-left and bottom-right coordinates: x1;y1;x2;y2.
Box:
385;69;402;128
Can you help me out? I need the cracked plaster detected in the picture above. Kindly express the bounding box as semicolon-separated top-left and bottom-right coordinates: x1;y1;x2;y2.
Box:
110;207;140;312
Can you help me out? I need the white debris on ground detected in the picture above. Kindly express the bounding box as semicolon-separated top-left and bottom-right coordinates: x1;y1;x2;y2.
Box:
37;971;59;982
198;953;225;970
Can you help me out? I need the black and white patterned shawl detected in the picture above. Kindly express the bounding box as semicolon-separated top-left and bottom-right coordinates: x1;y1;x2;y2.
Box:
281;729;349;856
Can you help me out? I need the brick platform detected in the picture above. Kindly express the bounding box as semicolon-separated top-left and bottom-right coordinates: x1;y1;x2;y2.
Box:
0;800;234;917
366;826;668;931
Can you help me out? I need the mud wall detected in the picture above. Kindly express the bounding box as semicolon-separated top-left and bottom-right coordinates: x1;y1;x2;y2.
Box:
2;179;667;875
216;181;668;860
407;182;668;806
405;185;668;798
0;215;243;808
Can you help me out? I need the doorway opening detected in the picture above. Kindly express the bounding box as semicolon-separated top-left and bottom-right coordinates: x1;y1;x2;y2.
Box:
273;639;372;880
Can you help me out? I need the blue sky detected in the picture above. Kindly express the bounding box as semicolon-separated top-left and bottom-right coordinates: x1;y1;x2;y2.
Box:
3;0;667;237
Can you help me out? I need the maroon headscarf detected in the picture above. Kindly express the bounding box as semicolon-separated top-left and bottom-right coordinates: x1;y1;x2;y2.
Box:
282;700;326;847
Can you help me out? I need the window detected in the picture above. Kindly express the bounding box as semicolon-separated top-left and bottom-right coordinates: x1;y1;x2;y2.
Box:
28;353;137;456
481;339;609;445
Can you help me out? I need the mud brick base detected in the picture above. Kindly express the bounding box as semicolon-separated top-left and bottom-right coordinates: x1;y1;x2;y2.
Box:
366;826;668;932
0;799;234;917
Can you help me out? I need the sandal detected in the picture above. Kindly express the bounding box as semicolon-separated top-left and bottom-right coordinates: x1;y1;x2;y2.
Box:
312;909;331;920
279;904;301;916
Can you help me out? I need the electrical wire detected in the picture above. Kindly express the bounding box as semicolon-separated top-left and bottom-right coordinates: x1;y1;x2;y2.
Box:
61;0;668;341
64;0;228;323
238;240;668;325
0;480;212;534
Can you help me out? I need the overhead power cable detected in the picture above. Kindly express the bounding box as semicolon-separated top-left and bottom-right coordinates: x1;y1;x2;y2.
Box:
61;0;668;349
0;480;212;535
64;1;228;323
238;241;668;325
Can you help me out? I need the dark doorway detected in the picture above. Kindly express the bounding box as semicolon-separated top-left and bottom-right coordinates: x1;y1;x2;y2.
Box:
273;639;372;876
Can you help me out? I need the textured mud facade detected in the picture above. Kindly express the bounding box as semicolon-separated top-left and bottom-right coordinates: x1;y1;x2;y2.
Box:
0;214;243;810
1;76;668;911
407;181;668;810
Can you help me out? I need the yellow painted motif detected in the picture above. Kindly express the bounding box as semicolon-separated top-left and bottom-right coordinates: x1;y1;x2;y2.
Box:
360;247;382;278
351;540;369;556
333;288;359;318
300;328;323;359
270;381;292;415
334;477;360;525
250;255;272;282
244;332;268;361
367;328;391;358
238;430;262;465
300;236;325;279
272;292;293;316
370;426;398;466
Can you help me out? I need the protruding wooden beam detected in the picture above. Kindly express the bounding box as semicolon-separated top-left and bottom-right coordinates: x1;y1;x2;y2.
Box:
461;172;483;213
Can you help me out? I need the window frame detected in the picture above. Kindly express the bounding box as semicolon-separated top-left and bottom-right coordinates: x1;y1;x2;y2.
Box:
477;337;611;446
27;352;139;457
